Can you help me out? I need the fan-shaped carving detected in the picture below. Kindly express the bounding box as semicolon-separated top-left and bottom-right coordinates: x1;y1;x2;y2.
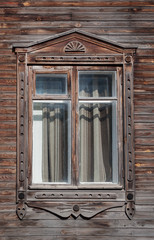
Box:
64;41;85;52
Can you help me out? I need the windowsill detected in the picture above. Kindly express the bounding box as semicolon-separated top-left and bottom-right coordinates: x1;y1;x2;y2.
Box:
28;183;123;190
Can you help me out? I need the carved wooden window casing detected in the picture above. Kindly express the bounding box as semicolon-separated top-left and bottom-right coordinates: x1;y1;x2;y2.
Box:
13;29;136;220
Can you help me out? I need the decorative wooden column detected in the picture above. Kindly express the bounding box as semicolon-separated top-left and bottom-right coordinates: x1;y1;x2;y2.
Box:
16;53;28;219
124;53;135;220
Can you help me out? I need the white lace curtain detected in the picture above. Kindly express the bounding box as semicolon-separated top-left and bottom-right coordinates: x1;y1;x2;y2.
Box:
80;78;112;182
42;104;68;182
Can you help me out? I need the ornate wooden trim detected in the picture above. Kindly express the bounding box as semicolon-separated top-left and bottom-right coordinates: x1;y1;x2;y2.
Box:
27;201;124;219
16;53;28;211
34;192;117;200
34;55;116;62
14;29;137;221
124;53;135;220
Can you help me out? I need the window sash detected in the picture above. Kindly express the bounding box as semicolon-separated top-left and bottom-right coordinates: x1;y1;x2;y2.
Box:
32;100;71;184
78;100;118;184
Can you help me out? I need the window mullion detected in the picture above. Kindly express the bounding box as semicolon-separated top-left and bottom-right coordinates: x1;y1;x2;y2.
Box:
71;66;78;186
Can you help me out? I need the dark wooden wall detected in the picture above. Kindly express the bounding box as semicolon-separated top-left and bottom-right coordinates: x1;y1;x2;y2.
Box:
0;1;154;239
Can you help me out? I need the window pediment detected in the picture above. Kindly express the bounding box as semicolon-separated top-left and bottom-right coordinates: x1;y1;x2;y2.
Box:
14;28;133;56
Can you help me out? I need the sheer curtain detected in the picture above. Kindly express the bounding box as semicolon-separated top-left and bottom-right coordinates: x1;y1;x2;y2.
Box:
80;76;112;182
42;103;68;182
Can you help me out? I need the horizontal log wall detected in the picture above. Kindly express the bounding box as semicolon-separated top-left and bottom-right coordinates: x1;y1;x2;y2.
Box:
0;0;154;239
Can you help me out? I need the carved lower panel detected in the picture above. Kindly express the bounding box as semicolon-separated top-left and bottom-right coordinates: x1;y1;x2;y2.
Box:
27;201;125;219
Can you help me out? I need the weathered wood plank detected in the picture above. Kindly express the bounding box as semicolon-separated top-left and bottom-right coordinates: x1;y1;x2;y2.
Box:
0;72;16;79
0;190;15;197
0;55;16;63
0;94;16;100
0;65;16;71
0;130;16;137
134;115;154;122
0;174;16;182
2;226;154;237
0;137;16;144
134;64;154;71
135;153;154;160
1;6;154;15
0;167;16;174
134;101;154;107
2;20;154;29
1;237;154;240
135;108;154;114
0;158;16;166
0;123;16;129
1;218;154;229
135;71;154;78
0;0;152;8
1;27;154;36
135;123;154;130
135;130;154;138
135;57;154;63
72;12;154;21
0;100;16;107
1;34;154;44
135;138;154;145
0;115;16;121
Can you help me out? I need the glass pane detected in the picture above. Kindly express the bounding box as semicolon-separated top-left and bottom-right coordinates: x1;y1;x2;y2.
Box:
79;71;116;97
36;73;67;95
79;102;117;183
32;101;71;183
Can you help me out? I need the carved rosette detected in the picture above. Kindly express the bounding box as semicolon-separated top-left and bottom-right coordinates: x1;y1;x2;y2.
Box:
18;54;25;63
125;55;132;64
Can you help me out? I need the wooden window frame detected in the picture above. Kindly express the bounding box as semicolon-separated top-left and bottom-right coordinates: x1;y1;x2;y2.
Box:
13;29;136;220
28;65;123;190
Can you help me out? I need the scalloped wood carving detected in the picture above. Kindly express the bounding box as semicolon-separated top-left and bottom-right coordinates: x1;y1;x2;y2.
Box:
27;202;124;219
64;41;86;52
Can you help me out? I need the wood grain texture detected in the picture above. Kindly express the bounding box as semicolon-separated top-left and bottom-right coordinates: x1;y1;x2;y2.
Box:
0;0;154;238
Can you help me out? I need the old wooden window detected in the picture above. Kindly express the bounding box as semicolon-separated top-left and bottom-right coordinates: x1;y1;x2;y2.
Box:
30;66;121;187
14;29;136;220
